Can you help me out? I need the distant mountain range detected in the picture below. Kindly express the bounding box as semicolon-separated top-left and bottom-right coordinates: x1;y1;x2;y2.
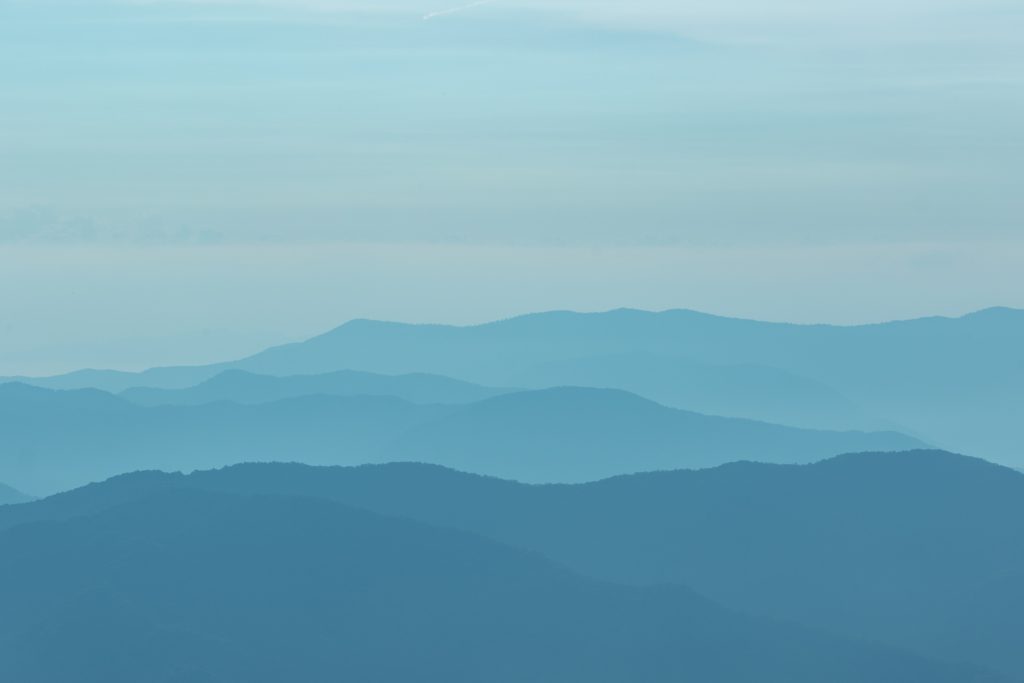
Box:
0;382;448;495
1;307;1018;681
0;382;923;494
119;364;887;432
120;368;512;407
4;307;1020;461
0;482;31;505
0;458;1008;683
380;386;922;483
511;351;895;431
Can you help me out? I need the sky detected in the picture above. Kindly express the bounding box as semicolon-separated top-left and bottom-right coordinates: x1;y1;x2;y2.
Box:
1;0;1022;375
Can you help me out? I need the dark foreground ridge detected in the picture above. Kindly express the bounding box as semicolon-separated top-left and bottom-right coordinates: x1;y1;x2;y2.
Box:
0;485;997;683
2;449;1022;680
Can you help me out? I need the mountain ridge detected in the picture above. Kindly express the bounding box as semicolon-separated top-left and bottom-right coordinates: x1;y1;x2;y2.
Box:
0;382;925;493
119;368;513;407
2;487;1000;683
7;305;1022;384
3;305;1022;462
0;482;32;505
2;449;1022;679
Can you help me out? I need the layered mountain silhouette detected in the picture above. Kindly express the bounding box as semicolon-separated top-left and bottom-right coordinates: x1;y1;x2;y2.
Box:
0;482;31;505
9;450;1020;679
511;352;892;431
0;478;1006;683
380;387;923;482
5;305;1020;680
120;368;512;407
0;382;449;494
0;382;922;494
5;307;1020;461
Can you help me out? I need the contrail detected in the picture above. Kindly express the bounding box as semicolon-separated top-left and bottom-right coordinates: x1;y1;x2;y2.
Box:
422;0;498;21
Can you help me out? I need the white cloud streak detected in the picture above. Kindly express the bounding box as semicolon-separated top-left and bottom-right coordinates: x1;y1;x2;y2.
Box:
422;0;497;21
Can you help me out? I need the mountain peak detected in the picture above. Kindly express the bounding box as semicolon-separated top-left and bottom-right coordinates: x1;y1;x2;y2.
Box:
960;306;1024;320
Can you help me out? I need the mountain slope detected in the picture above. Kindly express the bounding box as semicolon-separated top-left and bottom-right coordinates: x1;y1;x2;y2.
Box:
0;487;994;683
511;352;892;431
120;368;512;407
383;387;924;482
0;383;923;493
0;382;451;494
10;451;1019;679
0;483;32;505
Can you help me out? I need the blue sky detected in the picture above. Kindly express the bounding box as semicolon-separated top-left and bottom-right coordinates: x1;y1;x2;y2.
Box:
1;0;1022;374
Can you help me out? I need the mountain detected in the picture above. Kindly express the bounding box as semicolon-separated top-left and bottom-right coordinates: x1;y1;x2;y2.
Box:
380;387;925;483
0;382;451;495
511;352;892;431
0;383;922;494
0;483;31;505
0;484;1003;683
6;307;1021;462
10;450;1019;679
1;366;218;393
120;368;512;407
228;307;1024;461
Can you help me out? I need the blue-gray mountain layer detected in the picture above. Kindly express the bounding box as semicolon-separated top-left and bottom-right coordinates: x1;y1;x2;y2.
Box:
0;483;31;505
5;450;1017;680
0;382;922;494
6;307;1019;461
119;368;512;407
0;469;1006;683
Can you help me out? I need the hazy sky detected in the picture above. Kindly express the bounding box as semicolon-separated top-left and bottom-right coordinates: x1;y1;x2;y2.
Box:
1;0;1022;374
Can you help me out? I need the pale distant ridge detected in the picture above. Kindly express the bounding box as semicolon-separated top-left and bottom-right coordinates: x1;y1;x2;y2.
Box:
120;369;512;407
2;305;1021;462
0;482;32;505
0;382;923;494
